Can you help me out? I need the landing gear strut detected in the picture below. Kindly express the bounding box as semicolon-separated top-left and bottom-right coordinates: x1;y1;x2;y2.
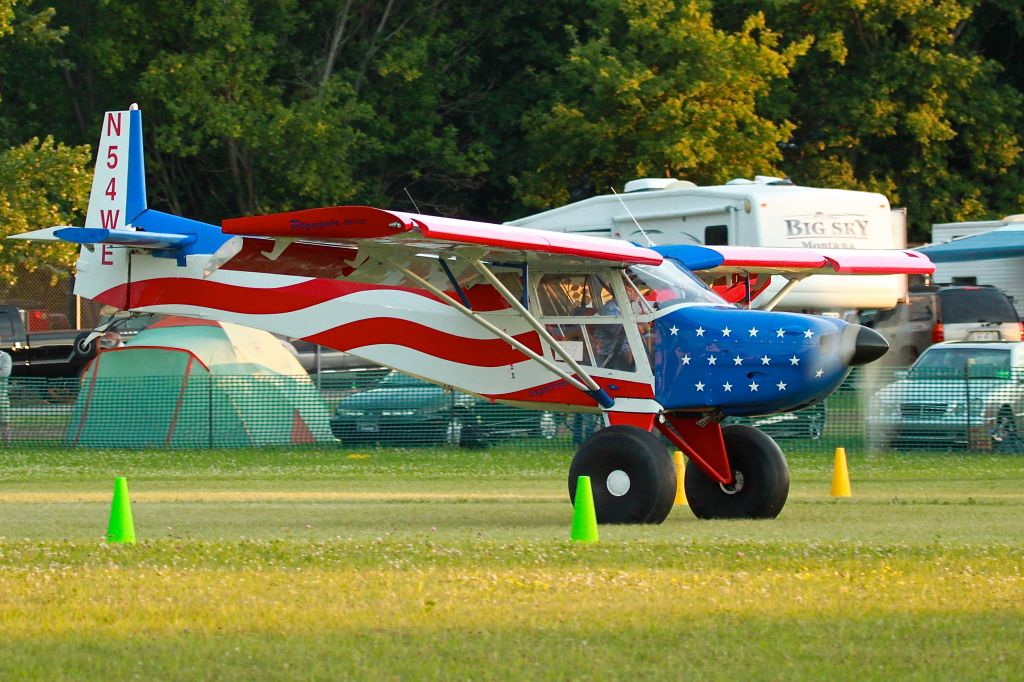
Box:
684;424;790;519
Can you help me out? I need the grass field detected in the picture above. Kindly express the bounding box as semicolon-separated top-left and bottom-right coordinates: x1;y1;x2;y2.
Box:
1;445;1022;680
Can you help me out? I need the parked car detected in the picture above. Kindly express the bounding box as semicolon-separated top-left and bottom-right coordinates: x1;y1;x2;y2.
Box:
866;285;1022;365
866;341;1024;451
0;303;98;378
568;401;827;448
740;402;827;440
330;371;557;447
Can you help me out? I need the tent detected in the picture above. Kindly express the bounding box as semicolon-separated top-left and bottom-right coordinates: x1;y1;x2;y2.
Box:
66;317;332;447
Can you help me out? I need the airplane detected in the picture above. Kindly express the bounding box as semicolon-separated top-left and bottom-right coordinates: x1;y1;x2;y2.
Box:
11;106;935;524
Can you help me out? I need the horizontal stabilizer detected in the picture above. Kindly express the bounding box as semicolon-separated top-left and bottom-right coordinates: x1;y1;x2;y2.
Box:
6;226;70;242
54;227;196;249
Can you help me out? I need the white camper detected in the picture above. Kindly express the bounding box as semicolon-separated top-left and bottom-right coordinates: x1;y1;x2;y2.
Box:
507;177;908;312
930;215;1024;315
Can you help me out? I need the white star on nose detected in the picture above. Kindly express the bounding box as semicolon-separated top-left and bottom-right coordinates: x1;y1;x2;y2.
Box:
681;354;691;365
723;382;733;392
722;327;732;337
749;381;759;391
760;355;771;366
776;329;785;338
804;329;815;339
670;325;679;336
695;327;705;337
748;327;759;337
733;356;743;366
815;369;824;378
776;381;787;391
695;381;705;391
707;355;717;366
789;355;800;366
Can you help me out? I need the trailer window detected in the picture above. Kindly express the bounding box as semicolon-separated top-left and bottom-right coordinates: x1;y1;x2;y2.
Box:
705;225;728;245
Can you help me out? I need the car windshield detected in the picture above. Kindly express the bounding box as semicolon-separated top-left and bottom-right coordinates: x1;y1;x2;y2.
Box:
940;289;1019;323
910;347;1013;379
625;261;727;309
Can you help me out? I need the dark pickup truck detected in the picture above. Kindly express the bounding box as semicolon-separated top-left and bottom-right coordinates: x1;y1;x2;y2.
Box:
0;304;98;378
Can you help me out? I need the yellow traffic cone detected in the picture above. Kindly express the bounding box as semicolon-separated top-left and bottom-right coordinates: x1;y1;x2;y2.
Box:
106;476;136;543
673;451;687;505
571;476;599;542
831;447;851;497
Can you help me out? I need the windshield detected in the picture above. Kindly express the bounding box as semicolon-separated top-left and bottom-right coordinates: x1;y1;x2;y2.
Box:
911;347;1012;379
626;261;727;310
940;289;1019;323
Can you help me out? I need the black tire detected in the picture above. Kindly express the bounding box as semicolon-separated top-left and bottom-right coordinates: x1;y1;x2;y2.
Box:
445;410;486;448
684;424;790;520
806;413;824;440
992;406;1022;452
72;332;97;361
568;425;676;525
538;412;558;439
444;413;464;447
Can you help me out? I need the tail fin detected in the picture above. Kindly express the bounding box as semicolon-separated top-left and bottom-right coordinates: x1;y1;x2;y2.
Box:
9;105;240;310
85;105;147;231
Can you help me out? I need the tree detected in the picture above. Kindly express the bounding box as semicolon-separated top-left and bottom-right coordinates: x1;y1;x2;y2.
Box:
514;0;810;209
0;2;90;285
716;0;1024;241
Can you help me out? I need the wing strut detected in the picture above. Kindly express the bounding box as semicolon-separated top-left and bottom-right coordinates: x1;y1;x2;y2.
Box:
467;259;613;407
384;256;611;406
760;277;806;311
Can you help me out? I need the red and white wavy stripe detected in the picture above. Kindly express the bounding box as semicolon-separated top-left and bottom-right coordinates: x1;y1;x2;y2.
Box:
94;269;656;403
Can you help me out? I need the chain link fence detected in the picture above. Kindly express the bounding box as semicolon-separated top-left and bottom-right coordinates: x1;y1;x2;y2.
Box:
1;365;1022;453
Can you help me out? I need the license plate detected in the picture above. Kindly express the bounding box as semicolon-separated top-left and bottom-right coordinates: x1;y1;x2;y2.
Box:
357;420;379;432
968;330;999;341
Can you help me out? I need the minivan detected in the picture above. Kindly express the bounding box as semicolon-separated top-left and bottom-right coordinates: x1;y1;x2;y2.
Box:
867;285;1023;366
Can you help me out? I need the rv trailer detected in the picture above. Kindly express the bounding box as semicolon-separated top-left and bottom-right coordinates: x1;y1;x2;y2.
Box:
508;177;909;312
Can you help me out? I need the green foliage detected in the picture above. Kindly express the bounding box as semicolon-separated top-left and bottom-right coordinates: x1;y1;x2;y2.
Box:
0;137;90;284
516;0;810;208
0;3;88;285
1;0;1024;235
717;0;1024;240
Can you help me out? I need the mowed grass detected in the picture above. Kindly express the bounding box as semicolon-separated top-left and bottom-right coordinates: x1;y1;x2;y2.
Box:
1;445;1022;680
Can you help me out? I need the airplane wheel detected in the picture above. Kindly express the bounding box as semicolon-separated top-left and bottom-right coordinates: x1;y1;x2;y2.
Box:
568;425;676;525
684;425;789;520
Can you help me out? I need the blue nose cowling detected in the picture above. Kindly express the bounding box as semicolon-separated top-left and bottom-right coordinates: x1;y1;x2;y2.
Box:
849;325;888;366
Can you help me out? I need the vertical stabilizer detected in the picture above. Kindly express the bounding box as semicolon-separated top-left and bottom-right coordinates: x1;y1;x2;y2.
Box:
85;107;146;229
75;106;147;305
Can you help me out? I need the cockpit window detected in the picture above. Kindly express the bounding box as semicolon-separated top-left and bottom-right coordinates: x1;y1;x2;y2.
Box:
536;273;619;317
625;261;727;309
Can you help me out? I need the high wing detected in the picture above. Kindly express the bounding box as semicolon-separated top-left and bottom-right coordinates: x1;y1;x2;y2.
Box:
221;205;663;267
654;244;934;309
658;244;934;276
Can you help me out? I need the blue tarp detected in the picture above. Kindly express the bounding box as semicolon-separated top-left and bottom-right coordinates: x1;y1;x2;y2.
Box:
917;227;1024;262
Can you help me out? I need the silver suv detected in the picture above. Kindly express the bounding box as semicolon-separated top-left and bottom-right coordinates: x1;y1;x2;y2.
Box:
867;285;1021;365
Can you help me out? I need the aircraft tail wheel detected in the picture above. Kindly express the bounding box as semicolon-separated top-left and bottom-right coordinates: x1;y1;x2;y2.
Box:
684;424;790;519
568;425;676;525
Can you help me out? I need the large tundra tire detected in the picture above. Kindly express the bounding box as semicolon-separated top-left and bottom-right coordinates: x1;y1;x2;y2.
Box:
568;425;676;525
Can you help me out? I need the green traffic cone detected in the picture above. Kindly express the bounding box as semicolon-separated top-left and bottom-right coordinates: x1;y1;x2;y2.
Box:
571;475;599;542
106;476;136;544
